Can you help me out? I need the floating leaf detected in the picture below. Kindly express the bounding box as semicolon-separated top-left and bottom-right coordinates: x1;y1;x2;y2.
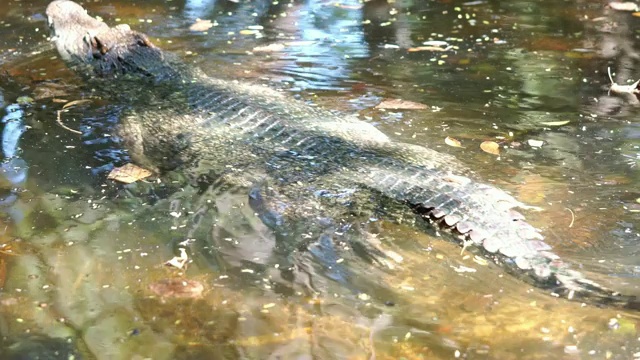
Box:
375;99;428;110
149;279;204;299
445;136;462;148
480;141;500;155
107;163;152;183
609;1;639;11
540;120;570;126
189;19;213;32
527;139;544;148
408;46;450;52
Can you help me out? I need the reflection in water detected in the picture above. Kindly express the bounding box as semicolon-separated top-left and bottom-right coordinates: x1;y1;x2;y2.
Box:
264;0;368;90
184;0;217;20
0;102;27;223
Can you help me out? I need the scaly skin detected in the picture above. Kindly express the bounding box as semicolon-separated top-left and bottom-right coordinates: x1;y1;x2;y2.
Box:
45;0;640;308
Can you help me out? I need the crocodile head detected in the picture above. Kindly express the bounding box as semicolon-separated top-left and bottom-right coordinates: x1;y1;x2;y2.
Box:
46;0;167;78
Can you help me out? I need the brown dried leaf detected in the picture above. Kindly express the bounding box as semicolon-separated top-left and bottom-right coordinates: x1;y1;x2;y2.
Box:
609;1;639;11
480;141;500;155
375;99;428;110
149;279;204;299
107;163;152;184
445;136;462;148
189;19;213;32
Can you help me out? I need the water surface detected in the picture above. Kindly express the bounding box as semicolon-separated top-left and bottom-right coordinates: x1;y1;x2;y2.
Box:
1;0;640;359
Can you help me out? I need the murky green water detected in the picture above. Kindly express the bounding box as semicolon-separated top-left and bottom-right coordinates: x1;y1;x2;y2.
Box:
1;0;640;359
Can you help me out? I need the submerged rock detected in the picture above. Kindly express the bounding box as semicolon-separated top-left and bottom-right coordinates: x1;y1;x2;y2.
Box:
149;279;205;299
1;334;82;360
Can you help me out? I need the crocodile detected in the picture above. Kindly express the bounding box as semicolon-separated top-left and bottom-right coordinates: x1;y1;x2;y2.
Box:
45;0;640;308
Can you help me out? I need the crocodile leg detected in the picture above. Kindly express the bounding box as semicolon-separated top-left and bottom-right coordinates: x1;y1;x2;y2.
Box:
244;178;408;297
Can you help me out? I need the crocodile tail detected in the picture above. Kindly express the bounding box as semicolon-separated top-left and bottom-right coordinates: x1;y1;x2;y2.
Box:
530;257;640;309
358;159;640;309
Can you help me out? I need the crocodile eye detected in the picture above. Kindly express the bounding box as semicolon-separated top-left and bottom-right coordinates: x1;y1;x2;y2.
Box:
92;36;109;55
135;34;152;48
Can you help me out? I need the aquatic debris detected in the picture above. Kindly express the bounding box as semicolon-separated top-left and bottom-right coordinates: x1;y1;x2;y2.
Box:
408;46;451;52
164;248;189;269
252;43;285;53
62;99;91;109
189;19;213;32
445;136;463;148
472;256;488;266
608;1;639;11
16;96;33;105
452;265;477;273
107;163;152;184
566;208;575;228
408;41;453;52
527;139;544;148
480;141;500;155
56;99;92;134
564;345;579;355
540;120;570;126
149;278;204;299
333;3;362;10
375;99;428;110
0;257;6;289
239;27;262;36
607;67;640;95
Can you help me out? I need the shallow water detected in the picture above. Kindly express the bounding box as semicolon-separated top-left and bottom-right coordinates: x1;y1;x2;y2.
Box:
1;0;640;359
